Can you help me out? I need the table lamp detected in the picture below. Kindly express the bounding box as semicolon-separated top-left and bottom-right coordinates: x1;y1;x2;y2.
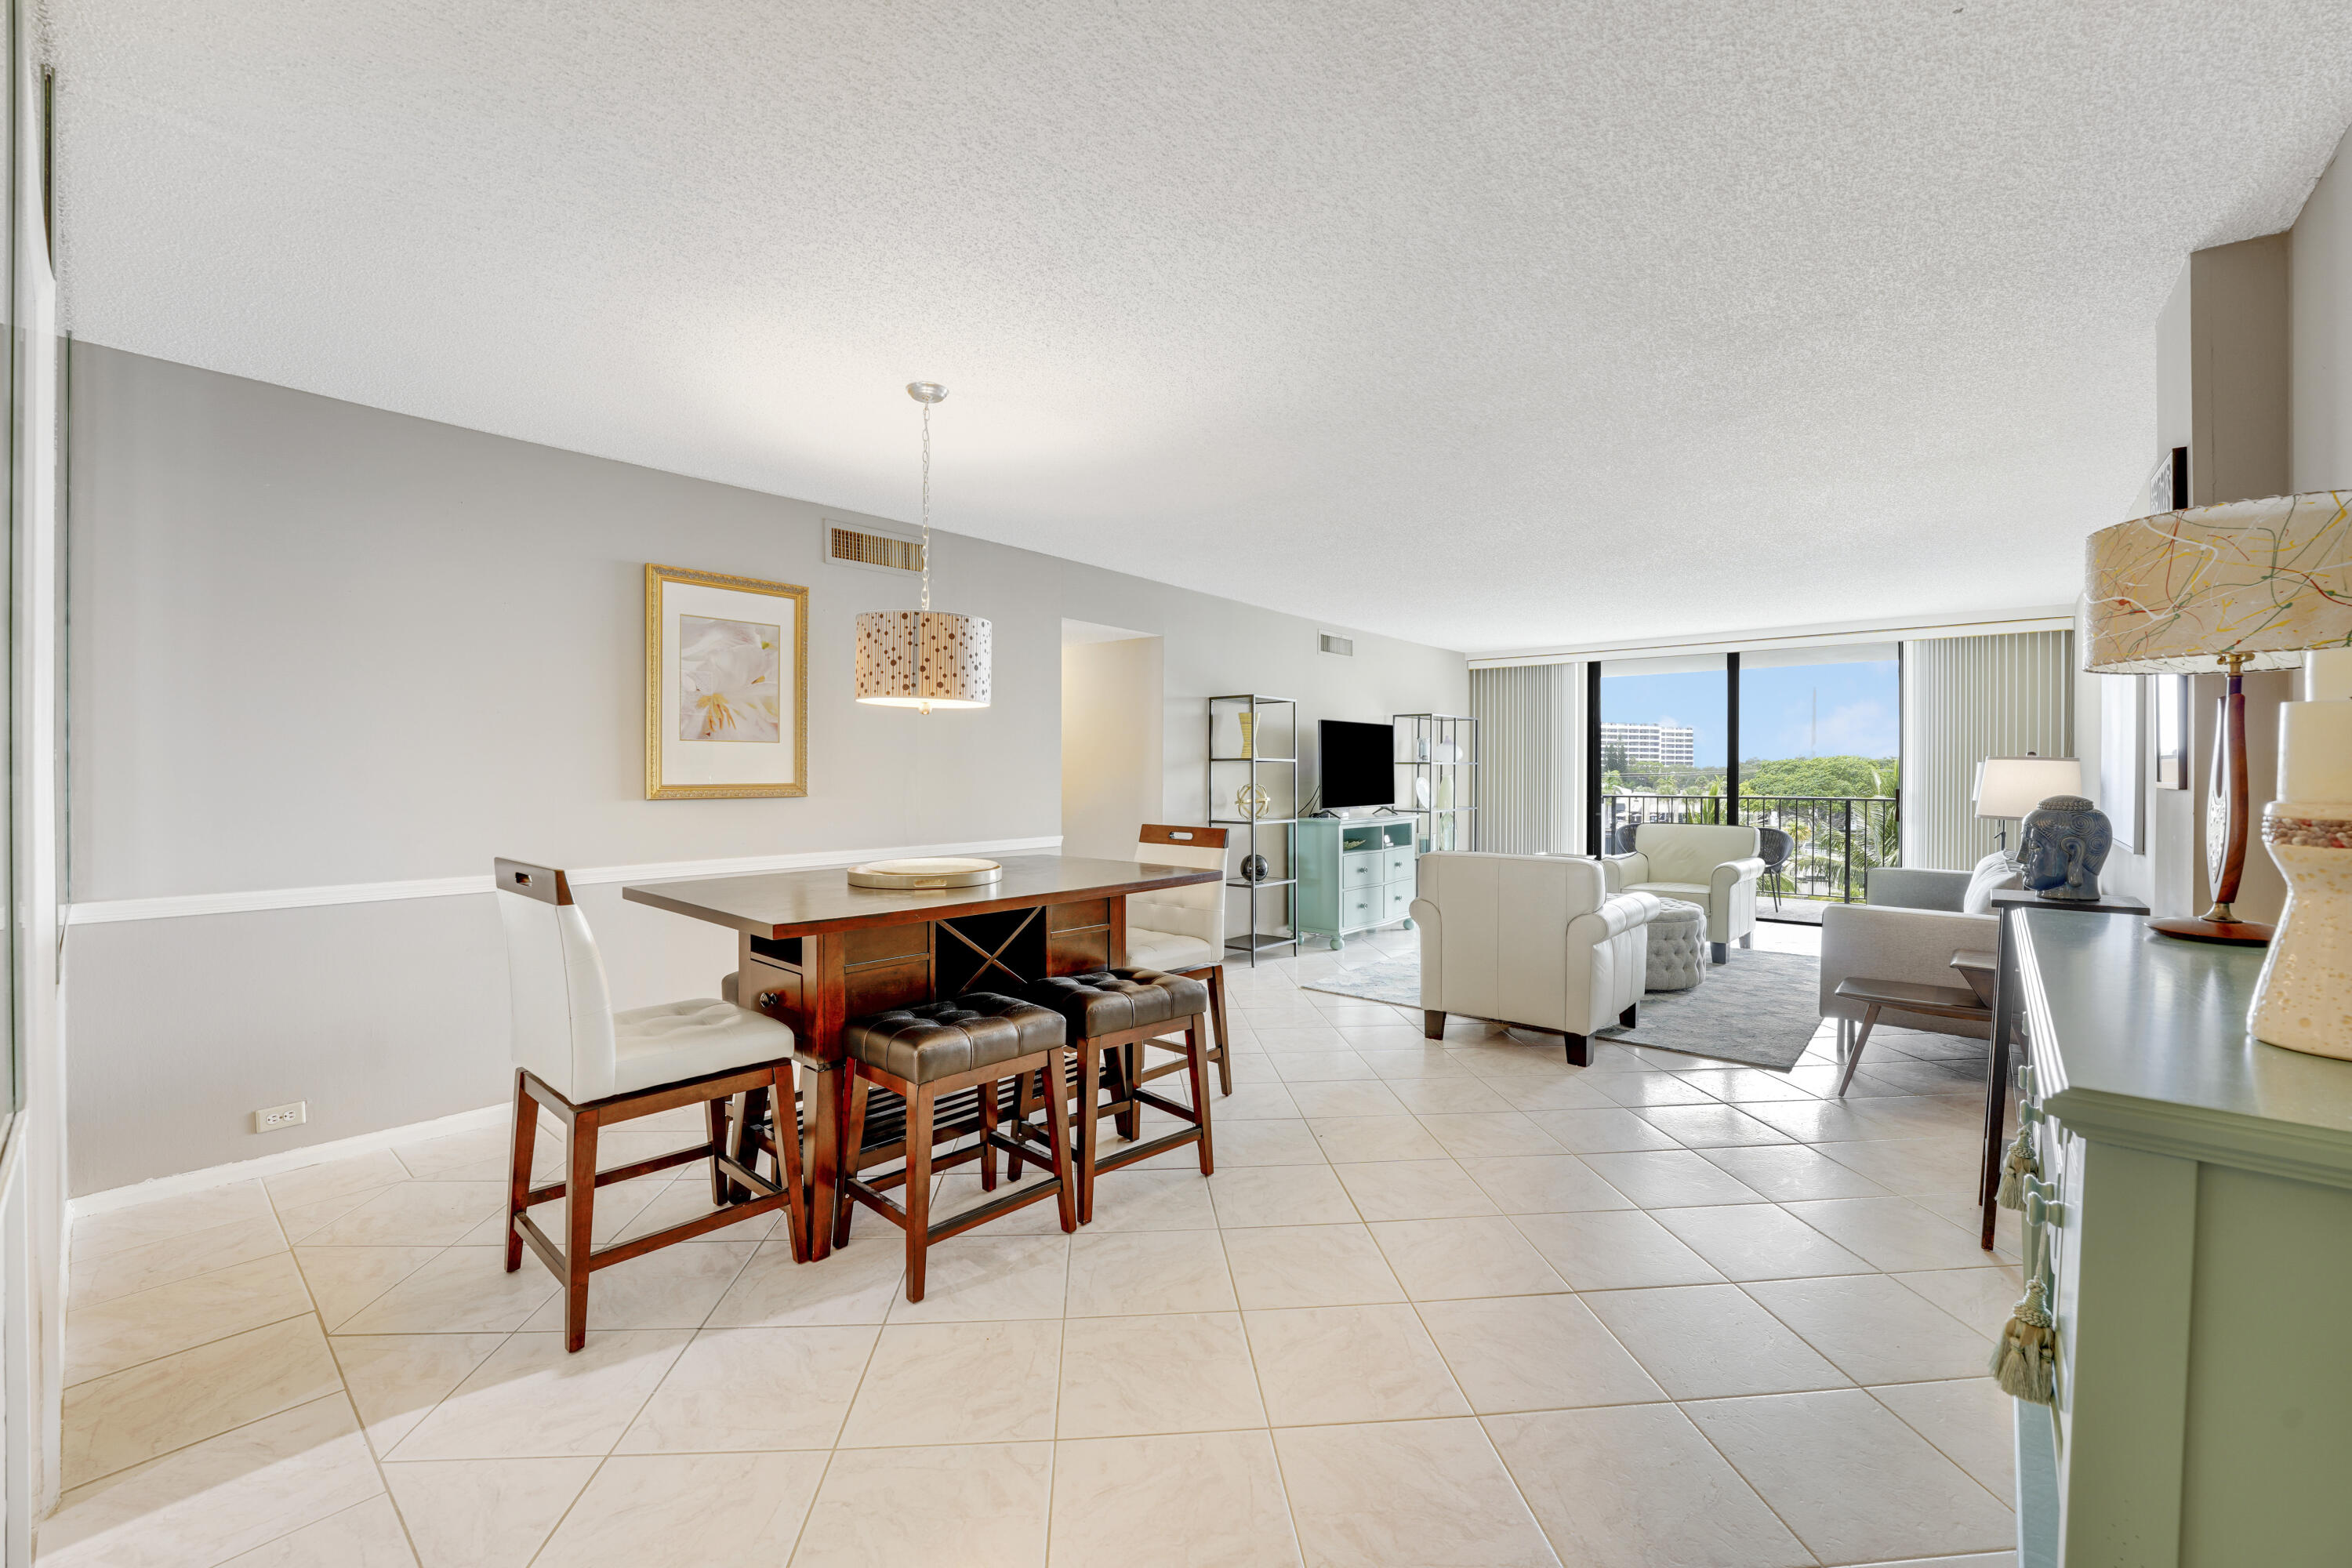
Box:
1974;756;2082;852
2084;492;2352;945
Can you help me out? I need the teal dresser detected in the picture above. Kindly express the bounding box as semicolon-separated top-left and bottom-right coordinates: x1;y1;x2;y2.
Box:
2012;908;2352;1566
1294;816;1416;949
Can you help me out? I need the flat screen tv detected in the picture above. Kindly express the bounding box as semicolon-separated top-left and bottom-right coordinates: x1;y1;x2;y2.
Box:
1319;720;1396;810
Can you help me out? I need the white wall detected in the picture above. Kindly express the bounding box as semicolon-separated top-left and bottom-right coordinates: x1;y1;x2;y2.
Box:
64;346;1467;1195
2293;123;2352;493
1059;633;1163;861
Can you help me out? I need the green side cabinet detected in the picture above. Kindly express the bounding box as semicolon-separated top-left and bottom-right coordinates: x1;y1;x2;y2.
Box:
1294;817;1416;949
2012;909;2352;1568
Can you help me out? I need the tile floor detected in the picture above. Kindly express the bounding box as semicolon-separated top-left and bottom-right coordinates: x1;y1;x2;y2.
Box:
42;923;2025;1567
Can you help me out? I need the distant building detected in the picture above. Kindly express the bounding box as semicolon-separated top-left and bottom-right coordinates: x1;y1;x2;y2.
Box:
1600;720;1697;767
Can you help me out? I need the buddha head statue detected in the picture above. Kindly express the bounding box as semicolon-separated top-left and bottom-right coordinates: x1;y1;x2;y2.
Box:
2020;793;2113;903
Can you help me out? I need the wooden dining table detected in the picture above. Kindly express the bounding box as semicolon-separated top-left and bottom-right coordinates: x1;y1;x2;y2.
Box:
621;852;1224;1258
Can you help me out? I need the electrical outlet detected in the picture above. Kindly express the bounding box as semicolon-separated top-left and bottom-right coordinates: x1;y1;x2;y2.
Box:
254;1101;306;1134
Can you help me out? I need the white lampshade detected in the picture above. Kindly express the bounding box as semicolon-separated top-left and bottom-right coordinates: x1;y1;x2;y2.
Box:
1974;756;2082;819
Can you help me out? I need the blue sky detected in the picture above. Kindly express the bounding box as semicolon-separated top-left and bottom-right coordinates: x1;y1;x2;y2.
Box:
1599;660;1900;766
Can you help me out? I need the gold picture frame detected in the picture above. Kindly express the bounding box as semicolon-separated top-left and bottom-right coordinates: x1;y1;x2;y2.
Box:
644;564;809;799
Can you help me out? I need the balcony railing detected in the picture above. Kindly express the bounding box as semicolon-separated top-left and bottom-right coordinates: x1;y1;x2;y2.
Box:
1603;793;1899;906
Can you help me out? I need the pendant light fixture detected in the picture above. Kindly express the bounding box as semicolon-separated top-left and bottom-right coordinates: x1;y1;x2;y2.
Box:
854;382;992;712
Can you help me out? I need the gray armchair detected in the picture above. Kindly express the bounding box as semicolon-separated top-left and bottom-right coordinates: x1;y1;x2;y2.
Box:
1817;863;2000;1044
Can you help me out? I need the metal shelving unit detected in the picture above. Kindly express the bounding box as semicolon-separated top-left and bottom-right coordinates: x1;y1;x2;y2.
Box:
1209;694;1299;966
1396;713;1479;853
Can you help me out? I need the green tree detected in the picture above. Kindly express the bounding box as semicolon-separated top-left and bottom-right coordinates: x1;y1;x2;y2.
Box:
1737;755;1898;800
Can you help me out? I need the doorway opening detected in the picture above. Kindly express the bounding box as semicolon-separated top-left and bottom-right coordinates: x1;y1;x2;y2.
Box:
1060;620;1163;861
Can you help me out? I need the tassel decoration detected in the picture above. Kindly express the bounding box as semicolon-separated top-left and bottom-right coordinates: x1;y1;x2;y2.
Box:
1989;1275;2057;1405
1994;1125;2040;1210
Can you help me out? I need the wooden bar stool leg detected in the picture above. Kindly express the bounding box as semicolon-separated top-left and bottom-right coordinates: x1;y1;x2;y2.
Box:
1836;1005;1882;1098
833;1077;870;1252
1206;965;1232;1096
1113;1040;1141;1142
505;1070;538;1275
1041;1047;1079;1233
1184;1021;1214;1175
978;1074;1000;1192
903;1085;936;1301
1007;1066;1038;1182
563;1110;601;1353
1076;1042;1104;1225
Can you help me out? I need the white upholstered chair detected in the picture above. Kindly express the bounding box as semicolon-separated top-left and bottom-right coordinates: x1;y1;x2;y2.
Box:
1602;822;1766;963
1818;858;2002;1054
494;858;806;1352
1411;852;1660;1065
1127;823;1233;1094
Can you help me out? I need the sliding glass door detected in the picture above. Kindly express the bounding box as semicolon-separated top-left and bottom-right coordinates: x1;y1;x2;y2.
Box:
1588;642;1900;919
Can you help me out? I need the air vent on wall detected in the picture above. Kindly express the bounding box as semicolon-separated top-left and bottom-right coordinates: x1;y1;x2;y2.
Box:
826;522;921;574
1319;633;1355;657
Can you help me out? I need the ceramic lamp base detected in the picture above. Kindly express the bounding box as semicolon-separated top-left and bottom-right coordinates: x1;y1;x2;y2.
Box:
2250;801;2352;1059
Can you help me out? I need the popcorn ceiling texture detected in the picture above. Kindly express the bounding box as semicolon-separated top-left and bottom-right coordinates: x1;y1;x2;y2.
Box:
47;1;2352;652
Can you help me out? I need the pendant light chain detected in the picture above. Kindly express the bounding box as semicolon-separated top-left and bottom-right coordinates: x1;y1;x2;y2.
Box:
920;399;932;614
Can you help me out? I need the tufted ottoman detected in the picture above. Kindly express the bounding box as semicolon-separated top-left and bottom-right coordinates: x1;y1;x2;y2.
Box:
837;993;1076;1301
1019;968;1215;1221
1645;899;1708;993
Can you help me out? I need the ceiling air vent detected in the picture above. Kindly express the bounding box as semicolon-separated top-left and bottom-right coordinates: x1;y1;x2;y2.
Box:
826;522;921;574
1319;633;1355;657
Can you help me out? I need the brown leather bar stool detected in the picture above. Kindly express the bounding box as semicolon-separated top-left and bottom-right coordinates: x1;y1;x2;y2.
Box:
835;994;1077;1301
1011;968;1214;1223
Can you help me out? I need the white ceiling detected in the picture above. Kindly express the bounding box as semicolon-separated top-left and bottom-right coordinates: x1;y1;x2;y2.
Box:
49;2;2352;655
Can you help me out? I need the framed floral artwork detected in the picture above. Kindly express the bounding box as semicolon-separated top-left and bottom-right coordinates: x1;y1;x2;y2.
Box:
644;564;808;799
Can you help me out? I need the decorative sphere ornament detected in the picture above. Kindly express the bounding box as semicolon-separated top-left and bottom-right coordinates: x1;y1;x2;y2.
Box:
2020;794;2113;902
1241;854;1269;882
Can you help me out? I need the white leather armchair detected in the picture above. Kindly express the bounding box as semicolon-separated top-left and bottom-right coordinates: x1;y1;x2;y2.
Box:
1602;823;1765;963
1412;852;1661;1065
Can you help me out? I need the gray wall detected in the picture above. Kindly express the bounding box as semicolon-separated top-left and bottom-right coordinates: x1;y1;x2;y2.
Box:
67;344;1467;1194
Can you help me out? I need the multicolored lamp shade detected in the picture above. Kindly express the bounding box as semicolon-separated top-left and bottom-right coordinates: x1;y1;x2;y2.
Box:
2083;490;2352;945
2084;492;2352;673
854;380;993;713
854;608;992;710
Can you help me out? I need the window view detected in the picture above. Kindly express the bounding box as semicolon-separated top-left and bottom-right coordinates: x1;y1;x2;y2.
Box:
1738;645;1900;908
1597;644;1900;916
1599;653;1728;844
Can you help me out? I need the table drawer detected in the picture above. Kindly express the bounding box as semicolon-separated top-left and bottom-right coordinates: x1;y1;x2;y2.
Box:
1342;851;1382;889
844;923;930;967
1385;850;1414;884
1342;888;1378;928
1385;884;1413;922
1049;898;1109;934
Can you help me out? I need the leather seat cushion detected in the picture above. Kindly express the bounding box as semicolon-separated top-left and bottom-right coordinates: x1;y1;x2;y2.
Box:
843;993;1065;1083
611;1000;795;1097
1026;968;1210;1039
1125;927;1216;974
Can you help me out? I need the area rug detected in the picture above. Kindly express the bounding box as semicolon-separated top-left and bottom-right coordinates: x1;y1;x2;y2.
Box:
1302;948;1822;1071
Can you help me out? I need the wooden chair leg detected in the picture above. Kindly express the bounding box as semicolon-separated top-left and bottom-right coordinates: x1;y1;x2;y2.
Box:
1076;1042;1104;1225
563;1110;600;1353
1424;1010;1446;1040
834;1076;870;1251
1007;1065;1039;1182
1113;1040;1141;1142
978;1074;1000;1192
1041;1047;1079;1234
903;1085;935;1302
706;1096;732;1207
1563;1032;1591;1067
773;1062;810;1263
1837;1005;1882;1098
505;1071;537;1275
1184;1022;1214;1176
1206;966;1232;1096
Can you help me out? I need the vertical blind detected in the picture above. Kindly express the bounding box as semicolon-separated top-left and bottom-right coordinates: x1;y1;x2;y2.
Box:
1470;663;1577;855
1907;630;2075;871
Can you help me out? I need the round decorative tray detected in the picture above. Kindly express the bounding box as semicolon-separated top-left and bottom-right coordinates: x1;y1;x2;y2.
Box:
845;856;1004;890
